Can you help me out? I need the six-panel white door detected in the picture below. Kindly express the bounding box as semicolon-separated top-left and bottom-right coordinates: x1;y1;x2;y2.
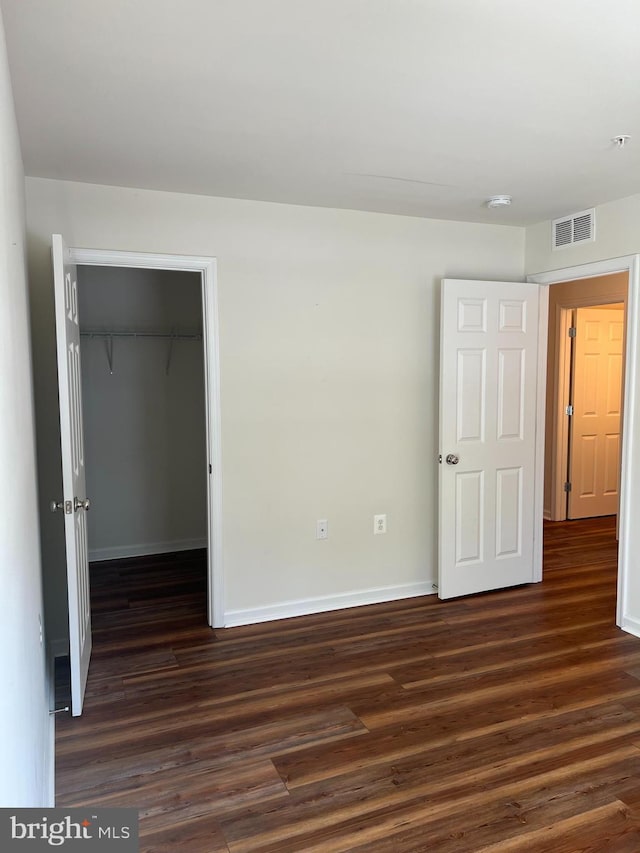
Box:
52;234;92;716
569;306;624;519
438;279;540;599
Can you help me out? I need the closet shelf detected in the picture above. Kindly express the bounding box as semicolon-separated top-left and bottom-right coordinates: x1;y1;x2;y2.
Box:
80;329;202;340
80;329;203;375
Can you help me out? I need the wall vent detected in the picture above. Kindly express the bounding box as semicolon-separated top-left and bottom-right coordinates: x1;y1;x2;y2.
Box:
552;208;595;250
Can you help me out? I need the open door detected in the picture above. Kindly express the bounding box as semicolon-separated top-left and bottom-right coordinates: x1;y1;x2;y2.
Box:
438;279;540;599
568;305;624;519
52;234;92;716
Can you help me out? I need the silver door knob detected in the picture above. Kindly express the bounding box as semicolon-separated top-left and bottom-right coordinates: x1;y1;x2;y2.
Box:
74;497;91;511
445;454;460;465
50;500;64;513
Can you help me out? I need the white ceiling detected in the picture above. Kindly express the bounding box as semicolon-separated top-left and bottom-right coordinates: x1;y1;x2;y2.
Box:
2;0;640;226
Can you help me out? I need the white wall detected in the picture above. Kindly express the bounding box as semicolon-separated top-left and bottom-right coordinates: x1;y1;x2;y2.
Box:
25;177;525;632
77;266;207;559
0;10;52;806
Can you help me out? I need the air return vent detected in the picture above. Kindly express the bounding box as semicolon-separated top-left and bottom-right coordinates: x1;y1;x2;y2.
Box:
552;208;595;250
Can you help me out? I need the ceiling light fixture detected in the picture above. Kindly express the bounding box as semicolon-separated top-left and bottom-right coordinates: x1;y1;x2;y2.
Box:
486;195;512;209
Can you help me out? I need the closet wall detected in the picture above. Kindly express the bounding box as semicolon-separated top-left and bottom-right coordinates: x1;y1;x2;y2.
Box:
77;266;207;560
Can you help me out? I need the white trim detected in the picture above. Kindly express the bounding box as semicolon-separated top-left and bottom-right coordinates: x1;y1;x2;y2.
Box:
224;581;436;628
533;285;549;582
527;254;640;633
68;246;224;627
620;615;640;640
71;248;217;272
88;538;207;563
200;262;224;631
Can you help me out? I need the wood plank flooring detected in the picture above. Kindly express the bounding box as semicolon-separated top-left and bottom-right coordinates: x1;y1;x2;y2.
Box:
55;517;640;851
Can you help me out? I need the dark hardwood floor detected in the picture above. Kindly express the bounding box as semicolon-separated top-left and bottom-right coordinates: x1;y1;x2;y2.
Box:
55;518;640;851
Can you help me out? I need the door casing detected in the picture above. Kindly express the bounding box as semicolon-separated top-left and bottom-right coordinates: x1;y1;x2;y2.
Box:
68;246;224;628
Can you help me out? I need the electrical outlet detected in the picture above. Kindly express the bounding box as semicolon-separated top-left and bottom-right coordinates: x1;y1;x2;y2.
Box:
374;514;387;535
316;519;328;540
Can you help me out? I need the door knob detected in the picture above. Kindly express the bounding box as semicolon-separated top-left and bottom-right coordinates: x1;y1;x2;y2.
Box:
445;454;460;465
74;497;91;511
50;500;64;513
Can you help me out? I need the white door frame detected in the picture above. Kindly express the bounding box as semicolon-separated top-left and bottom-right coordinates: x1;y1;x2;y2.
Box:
69;246;224;628
529;255;640;634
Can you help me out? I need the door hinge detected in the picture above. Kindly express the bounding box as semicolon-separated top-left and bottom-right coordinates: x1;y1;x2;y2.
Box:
564;481;572;492
209;463;212;475
565;404;574;416
568;326;577;338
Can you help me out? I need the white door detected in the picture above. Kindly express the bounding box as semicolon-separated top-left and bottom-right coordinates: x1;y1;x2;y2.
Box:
439;279;540;599
568;306;624;519
52;234;92;716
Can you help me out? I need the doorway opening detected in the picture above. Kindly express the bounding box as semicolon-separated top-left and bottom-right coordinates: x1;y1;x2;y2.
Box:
68;246;224;631
77;264;209;630
541;279;626;631
544;272;628;523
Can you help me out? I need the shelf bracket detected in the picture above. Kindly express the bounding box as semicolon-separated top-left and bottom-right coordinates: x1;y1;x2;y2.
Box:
105;334;114;375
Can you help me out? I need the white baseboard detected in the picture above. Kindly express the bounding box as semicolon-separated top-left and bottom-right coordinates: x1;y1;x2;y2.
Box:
224;580;436;628
620;614;640;639
89;537;207;562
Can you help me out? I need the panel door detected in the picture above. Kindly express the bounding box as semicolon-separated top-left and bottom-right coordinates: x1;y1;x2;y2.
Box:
52;234;92;716
438;279;540;599
569;306;624;519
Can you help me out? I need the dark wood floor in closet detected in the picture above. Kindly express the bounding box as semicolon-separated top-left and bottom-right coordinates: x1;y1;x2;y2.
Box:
55;518;640;851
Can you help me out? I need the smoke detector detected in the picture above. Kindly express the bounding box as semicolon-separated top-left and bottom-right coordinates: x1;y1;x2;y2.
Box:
486;195;512;209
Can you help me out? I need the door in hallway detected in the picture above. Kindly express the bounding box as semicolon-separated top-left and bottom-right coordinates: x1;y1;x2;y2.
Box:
569;306;624;519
